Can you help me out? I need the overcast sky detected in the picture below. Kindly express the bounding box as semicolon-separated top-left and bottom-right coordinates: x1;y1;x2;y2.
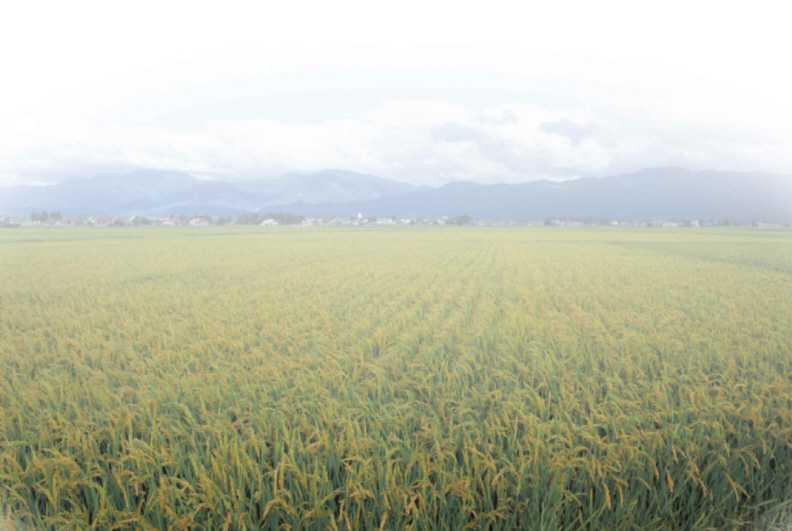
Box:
1;0;791;186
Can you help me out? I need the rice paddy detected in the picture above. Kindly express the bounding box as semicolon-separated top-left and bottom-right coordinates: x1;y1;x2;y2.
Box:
1;227;792;530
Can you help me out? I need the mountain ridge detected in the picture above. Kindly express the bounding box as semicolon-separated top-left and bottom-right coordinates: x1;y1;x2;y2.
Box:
279;168;792;223
1;167;790;223
0;169;421;217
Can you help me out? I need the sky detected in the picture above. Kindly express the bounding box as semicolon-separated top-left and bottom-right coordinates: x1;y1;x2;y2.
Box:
1;0;791;186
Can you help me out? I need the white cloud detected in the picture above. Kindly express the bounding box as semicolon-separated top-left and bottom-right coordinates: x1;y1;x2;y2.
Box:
1;0;791;185
4;100;788;186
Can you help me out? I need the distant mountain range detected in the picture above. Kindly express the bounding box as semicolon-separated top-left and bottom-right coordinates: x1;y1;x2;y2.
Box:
0;170;422;217
1;168;791;223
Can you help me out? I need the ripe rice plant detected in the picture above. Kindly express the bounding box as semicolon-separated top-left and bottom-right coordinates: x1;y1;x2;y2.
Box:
1;227;792;529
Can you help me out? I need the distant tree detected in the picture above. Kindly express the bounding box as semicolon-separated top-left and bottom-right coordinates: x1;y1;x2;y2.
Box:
261;213;304;225
237;213;262;225
237;212;305;225
30;210;63;223
448;215;473;226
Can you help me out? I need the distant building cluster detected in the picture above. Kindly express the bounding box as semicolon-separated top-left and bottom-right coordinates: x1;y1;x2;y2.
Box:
0;215;21;228
540;217;790;229
0;211;475;228
1;211;790;230
542;218;702;228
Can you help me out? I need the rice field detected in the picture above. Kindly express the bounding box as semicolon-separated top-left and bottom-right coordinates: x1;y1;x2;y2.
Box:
1;227;792;530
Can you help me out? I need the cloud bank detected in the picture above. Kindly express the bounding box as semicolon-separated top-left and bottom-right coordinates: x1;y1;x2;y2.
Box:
2;99;789;186
1;0;791;185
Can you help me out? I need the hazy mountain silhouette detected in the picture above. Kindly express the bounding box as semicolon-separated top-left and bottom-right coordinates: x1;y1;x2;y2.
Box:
235;170;421;207
1;167;790;223
286;168;792;223
0;169;420;216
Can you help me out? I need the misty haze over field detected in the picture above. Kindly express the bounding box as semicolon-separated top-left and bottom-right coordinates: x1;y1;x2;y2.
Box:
1;2;791;207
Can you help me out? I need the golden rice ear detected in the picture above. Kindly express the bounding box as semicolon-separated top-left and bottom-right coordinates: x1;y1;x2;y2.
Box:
2;228;792;529
0;508;22;531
